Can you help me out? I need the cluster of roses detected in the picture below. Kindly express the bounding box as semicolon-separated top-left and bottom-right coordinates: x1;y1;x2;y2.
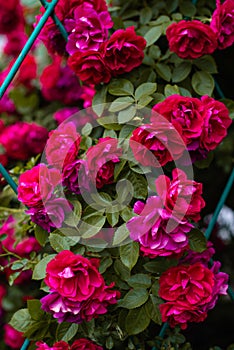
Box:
36;338;102;350
37;0;146;85
17;121;123;232
166;0;234;59
40;251;120;324
130;94;232;164
158;243;229;329
127;168;205;258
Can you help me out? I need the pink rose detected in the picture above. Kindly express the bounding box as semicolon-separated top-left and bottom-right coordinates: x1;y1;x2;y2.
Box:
129;120;185;167
4;30;27;57
0;122;48;161
44;251;104;302
45;122;81;168
68;50;111;85
36;341;70;350
71;339;103;350
210;0;234;49
127;196;192;258
18;164;61;207
155;168;205;222
0;0;24;34
3;324;24;349
65;5;113;54
86;137;122;189
103;26;146;76
166;20;218;59
53;107;79;125
152;95;204;146
80;85;96;108
200;96;232;151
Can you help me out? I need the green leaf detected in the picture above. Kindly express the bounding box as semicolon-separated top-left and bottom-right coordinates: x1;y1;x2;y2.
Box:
79;215;106;239
103;129;117;138
155;63;171;82
62;323;79;342
120;207;134;222
120;241;139;270
81;123;93;136
99;256;113;274
164;84;180;97
179;87;192;97
108;79;134;96
144;258;177;274
119;288;149;309
192;71;215;96
114;259;131;281
9;309;32;332
106;336;114;349
145;295;162;325
125;305;151;335
35;225;48;246
24;320;50;340
119;124;135;140
106;211;119;227
172;62;192;83
137;95;154;108
195;151;214;169
140;7;152;24
64;200;82;227
166;0;179;13
144;25;162;47
92;86;107;117
188;228;207;253
32;254;56;280
220;98;234;119
49;233;70;252
127;274;151;288
113;223;130;246
27;300;44;321
179;1;196;17
193;56;218;74
135;83;157;100
114;159;127;180
118;105;137;124
109;96;134;112
127;172;148;200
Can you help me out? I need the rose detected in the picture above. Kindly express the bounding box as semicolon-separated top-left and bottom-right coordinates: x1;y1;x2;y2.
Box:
210;0;234;49
4;30;27;57
86;137;122;189
3;324;24;349
129;120;185;167
15;55;37;88
159;263;214;305
65;5;113;54
0;0;24;34
71;339;103;350
199;96;232;151
68;50;111;85
155;168;205;222
103;26;146;76
36;341;70;350
26;197;72;232
18;164;61;207
62;159;89;194
0;122;48;161
53;107;80;125
44;251;104;301
40;58;82;104
45;122;81;168
127;196;193;258
152;95;204;146
166;20;218;59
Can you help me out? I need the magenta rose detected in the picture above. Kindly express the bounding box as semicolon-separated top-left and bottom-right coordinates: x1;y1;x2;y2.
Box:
3;324;24;349
86;137;122;189
0;0;24;34
65;5;113;54
45;122;81;168
26;197;72;232
40;58;82;104
68;50;111;85
155;168;205;222
4;30;27;57
166;20;218;59
103;26;146;76
129;120;185;167
18;164;61;207
199;96;232;151
127;196;192;258
62;159;89;194
36;341;70;350
44;251;104;302
71;339;103;350
0;122;48;161
210;0;234;49
53;107;79;125
152;95;204;146
80;84;96;108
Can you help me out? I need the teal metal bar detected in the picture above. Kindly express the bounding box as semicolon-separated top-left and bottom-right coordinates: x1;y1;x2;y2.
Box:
0;0;60;99
39;0;68;41
205;168;234;240
0;163;18;194
20;339;30;350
